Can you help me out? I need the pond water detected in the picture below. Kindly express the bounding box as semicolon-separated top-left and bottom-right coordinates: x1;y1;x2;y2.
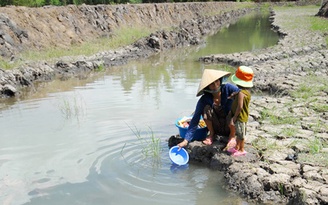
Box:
0;11;278;205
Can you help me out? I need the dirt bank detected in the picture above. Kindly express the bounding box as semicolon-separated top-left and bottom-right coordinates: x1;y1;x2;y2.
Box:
0;2;251;59
187;5;328;205
0;2;255;98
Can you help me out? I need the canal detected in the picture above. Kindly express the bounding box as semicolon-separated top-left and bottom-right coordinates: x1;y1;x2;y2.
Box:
0;11;279;205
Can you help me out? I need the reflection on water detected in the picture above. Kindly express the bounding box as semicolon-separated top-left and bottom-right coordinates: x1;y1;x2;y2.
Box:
194;11;279;56
0;11;277;205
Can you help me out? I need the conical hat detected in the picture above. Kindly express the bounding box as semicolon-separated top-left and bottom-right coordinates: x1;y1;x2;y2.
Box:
196;69;230;97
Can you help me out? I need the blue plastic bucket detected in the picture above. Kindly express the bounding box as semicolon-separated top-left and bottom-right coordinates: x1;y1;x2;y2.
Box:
169;146;189;166
175;117;208;141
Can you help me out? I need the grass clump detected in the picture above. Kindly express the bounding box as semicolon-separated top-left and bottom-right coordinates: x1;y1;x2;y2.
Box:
126;124;162;159
298;152;328;167
281;127;299;138
260;108;299;125
290;75;328;104
308;119;328;133
252;136;280;152
308;137;324;154
0;58;19;70
58;94;86;121
309;15;328;44
310;16;328;32
290;83;315;100
296;137;328;166
95;64;105;72
311;103;328;113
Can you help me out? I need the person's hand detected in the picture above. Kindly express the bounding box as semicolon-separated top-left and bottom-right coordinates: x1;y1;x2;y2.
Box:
177;139;188;150
229;118;235;127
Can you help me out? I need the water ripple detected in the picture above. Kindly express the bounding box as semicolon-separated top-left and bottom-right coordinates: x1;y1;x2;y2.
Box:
79;136;197;204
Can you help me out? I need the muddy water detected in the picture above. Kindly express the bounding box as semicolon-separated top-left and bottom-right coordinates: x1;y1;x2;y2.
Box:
0;12;278;205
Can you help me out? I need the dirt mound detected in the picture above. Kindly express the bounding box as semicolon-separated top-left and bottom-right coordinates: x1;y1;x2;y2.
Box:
0;2;245;59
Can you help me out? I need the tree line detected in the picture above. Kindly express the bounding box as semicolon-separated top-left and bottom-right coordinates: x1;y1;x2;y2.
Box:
1;0;135;6
0;0;297;7
0;0;219;7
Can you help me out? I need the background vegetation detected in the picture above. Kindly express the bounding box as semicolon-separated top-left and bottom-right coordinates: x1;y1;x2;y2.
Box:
0;0;300;7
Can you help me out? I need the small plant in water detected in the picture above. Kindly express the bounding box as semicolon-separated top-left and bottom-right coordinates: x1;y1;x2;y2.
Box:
95;64;105;72
126;124;162;159
58;93;86;121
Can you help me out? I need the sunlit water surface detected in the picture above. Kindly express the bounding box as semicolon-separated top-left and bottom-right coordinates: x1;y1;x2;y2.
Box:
0;12;278;205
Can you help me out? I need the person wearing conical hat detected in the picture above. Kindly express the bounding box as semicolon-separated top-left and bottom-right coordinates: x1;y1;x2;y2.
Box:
178;69;240;148
226;66;254;157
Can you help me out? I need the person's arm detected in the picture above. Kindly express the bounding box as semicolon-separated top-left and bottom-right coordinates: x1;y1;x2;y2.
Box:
232;91;245;123
228;83;240;98
178;139;189;148
178;95;210;148
221;83;240;115
178;106;202;148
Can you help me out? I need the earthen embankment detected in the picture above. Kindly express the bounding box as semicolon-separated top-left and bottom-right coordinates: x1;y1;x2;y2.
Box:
0;2;254;98
190;5;328;205
0;2;251;58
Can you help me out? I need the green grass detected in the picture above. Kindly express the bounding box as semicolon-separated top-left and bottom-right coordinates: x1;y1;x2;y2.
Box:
290;84;315;100
310;16;328;32
290;75;328;100
278;183;285;196
24;26;151;60
272;5;322;33
308;137;324;154
1;25;152;70
308;119;328;133
95;64;105;72
288;76;328;124
252;135;300;154
310;15;328;44
0;58;22;70
260;108;299;125
281;127;299;138
125;124;162;159
293;136;328;166
252;136;280;152
296;135;328;166
298;152;328;167
311;103;328;112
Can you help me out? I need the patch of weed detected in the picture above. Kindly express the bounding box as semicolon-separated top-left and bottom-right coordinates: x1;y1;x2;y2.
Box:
281;127;299;138
126;124;162;159
260;108;299;125
298;152;328;167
